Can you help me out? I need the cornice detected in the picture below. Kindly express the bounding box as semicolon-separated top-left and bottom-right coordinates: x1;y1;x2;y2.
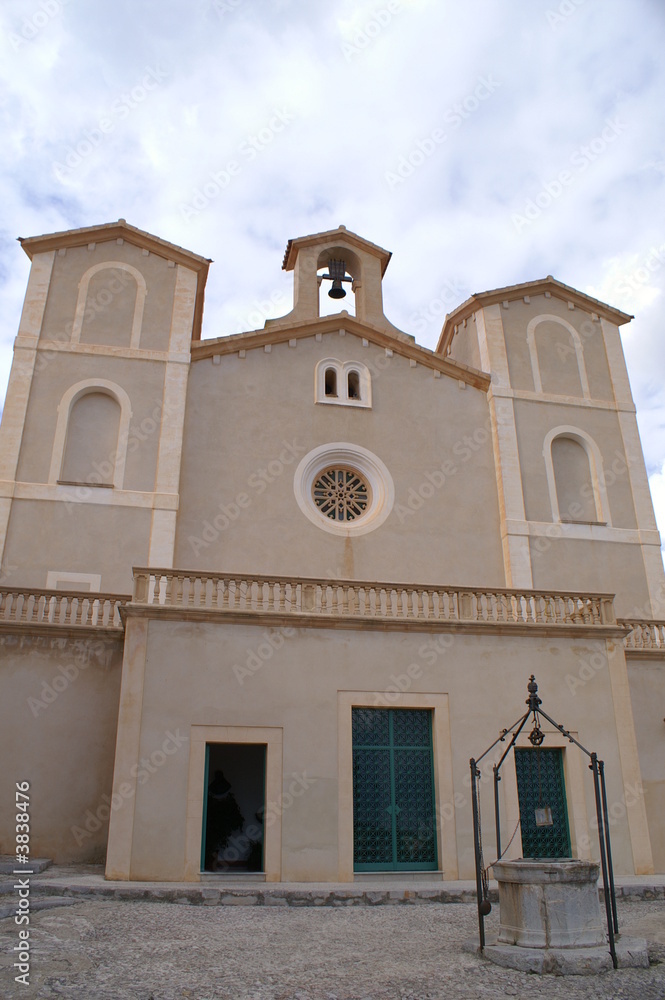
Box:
191;313;491;391
18;219;212;342
437;275;633;354
282;225;392;275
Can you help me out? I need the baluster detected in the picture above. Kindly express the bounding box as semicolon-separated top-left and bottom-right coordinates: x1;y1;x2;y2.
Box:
23;593;35;623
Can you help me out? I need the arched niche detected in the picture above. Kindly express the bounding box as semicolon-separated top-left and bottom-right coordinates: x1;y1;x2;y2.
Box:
50;378;133;489
543;426;610;525
71;262;147;349
527;315;590;400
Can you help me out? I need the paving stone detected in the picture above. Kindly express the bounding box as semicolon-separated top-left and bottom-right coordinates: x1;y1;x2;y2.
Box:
0;897;663;999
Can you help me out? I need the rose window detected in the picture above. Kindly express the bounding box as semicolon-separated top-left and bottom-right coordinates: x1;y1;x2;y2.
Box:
312;468;371;522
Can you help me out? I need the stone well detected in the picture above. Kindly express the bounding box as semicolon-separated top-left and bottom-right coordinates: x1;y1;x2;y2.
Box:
481;858;649;975
494;858;604;948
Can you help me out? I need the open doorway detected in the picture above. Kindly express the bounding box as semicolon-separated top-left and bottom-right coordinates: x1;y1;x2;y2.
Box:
202;743;266;873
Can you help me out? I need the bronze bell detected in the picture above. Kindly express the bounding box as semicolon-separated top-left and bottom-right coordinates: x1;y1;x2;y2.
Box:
324;259;351;299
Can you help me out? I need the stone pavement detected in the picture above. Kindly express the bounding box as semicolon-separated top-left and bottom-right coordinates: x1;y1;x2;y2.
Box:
0;867;664;999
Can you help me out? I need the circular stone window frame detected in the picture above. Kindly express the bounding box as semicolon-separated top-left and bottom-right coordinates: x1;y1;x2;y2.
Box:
294;443;395;536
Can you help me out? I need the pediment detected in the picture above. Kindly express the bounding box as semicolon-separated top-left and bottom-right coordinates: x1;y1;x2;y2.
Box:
192;313;490;391
19;218;211;272
437;275;633;353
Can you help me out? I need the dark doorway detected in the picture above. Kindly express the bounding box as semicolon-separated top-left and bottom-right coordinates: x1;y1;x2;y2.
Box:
202;743;266;872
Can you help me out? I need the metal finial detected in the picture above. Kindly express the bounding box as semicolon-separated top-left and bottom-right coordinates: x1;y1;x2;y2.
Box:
526;674;541;711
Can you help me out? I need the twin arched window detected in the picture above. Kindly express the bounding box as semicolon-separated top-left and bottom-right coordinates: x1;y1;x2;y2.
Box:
316;359;371;407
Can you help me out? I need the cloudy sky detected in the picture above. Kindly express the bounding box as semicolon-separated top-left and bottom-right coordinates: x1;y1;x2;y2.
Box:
1;0;664;551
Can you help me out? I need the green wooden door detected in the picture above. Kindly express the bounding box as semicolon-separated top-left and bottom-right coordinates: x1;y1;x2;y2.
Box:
352;708;437;871
515;747;571;858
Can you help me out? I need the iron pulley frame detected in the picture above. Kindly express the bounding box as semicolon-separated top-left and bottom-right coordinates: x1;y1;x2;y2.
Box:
469;675;618;968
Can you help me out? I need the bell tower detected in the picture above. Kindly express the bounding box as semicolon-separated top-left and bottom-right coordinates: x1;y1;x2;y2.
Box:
266;225;413;342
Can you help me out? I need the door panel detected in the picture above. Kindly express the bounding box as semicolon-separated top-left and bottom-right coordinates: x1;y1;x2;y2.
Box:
515;747;571;858
352;708;437;871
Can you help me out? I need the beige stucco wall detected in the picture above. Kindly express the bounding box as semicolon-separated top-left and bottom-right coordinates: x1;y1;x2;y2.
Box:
106;616;649;882
500;297;614;402
15;353;166;490
174;331;506;587
2;501;150;593
447;313;481;371
0;632;123;862
0;235;198;590
39;241;177;353
626;656;665;873
514;400;636;528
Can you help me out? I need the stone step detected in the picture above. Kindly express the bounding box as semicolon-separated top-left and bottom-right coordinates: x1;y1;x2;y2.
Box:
4;879;664;907
0;856;52;875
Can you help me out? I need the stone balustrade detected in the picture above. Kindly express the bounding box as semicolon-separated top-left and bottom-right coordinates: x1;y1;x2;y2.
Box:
132;569;617;630
0;588;125;631
620;619;665;652
5;578;665;648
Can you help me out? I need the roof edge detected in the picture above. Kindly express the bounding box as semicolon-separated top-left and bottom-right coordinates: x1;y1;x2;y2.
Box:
191;313;490;391
436;275;633;354
19;219;212;270
18;219;212;342
282;226;392;276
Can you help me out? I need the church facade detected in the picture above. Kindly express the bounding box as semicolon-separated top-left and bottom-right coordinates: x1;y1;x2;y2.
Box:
1;219;663;883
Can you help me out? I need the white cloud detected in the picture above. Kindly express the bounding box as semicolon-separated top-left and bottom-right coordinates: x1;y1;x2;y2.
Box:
0;0;664;552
